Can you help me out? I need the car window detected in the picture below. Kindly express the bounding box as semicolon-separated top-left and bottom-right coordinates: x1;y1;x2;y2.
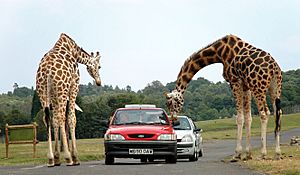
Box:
189;119;197;130
112;109;169;125
173;118;191;130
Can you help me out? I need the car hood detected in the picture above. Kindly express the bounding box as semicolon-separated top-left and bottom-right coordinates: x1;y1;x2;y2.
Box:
174;130;193;139
107;125;173;134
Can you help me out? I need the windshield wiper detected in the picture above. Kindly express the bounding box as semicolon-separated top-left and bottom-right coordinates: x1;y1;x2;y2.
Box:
122;121;145;125
174;128;188;130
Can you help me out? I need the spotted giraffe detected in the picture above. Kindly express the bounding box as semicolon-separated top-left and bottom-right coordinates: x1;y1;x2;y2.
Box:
36;33;101;167
165;35;282;160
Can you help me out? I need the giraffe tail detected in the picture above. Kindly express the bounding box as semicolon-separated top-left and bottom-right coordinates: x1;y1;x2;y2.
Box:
274;98;282;136
44;106;50;131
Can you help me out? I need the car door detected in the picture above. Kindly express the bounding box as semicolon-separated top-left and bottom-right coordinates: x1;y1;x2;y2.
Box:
189;118;200;151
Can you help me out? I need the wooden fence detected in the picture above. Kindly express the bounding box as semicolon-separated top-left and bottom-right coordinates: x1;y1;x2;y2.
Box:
5;122;38;158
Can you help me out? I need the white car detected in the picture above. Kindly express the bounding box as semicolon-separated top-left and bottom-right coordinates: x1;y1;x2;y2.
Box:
173;116;203;161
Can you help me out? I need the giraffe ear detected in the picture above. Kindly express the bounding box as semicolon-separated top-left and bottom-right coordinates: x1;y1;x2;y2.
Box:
163;92;169;97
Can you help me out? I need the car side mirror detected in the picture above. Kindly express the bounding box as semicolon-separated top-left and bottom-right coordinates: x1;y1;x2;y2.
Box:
194;128;203;133
172;120;180;126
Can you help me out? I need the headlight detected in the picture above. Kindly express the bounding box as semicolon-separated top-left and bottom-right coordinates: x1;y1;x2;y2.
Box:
104;134;125;141
157;134;176;141
181;135;193;142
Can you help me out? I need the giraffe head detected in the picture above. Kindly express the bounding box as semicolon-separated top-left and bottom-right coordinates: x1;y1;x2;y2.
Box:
87;52;101;86
164;90;184;121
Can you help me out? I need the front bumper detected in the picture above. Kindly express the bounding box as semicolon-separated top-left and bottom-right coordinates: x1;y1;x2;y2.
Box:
104;140;177;159
177;142;194;158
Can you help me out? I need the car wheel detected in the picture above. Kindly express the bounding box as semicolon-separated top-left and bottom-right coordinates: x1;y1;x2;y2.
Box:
140;157;147;163
189;148;198;161
166;155;177;164
199;148;203;157
148;157;154;162
105;155;114;165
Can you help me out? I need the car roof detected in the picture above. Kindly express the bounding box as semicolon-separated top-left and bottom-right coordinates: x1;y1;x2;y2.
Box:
117;104;163;111
176;115;189;119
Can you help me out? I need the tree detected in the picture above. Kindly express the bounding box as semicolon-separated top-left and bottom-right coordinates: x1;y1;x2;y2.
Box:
31;91;42;120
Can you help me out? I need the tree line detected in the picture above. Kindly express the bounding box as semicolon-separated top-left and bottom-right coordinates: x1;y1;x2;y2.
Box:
0;69;299;140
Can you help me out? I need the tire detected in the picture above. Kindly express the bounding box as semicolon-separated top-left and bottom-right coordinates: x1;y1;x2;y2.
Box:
189;148;198;161
140;157;147;163
199;148;203;157
166;155;177;164
105;155;114;165
148;157;154;162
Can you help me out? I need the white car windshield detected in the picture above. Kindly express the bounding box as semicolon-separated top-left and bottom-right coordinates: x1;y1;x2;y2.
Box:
173;118;191;130
113;109;169;125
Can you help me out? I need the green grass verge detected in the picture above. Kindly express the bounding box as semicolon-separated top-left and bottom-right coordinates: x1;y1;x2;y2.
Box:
0;138;104;166
196;113;300;140
243;145;300;175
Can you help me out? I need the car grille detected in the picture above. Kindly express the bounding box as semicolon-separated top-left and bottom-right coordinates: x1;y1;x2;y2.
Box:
128;134;155;139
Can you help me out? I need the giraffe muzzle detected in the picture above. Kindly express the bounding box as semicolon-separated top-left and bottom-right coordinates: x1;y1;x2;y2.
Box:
95;78;101;86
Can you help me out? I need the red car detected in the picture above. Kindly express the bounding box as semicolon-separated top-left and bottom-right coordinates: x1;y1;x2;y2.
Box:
104;104;178;165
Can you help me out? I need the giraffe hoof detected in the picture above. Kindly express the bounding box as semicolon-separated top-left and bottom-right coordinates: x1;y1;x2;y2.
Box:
73;161;80;166
273;153;282;160
71;156;80;166
54;157;61;166
47;159;55;167
230;155;241;162
230;153;241;162
243;153;253;161
256;155;267;161
65;158;73;166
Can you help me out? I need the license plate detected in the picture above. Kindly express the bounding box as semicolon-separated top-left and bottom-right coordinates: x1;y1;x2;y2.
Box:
129;149;153;155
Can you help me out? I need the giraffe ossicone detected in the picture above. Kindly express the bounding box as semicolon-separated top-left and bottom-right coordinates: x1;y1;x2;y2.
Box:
165;34;282;161
36;33;101;167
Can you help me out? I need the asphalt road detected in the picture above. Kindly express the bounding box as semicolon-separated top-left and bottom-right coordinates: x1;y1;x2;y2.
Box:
1;128;299;175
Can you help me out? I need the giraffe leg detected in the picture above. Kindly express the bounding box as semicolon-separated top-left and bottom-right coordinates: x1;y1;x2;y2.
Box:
68;80;80;165
53;126;61;166
269;86;282;160
69;116;80;165
42;107;54;167
274;101;282;160
243;90;252;160
231;83;244;161
255;94;269;160
60;123;73;165
46;120;54;167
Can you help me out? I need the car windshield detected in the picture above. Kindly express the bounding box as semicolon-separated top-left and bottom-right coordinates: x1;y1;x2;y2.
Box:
113;109;169;125
173;117;191;130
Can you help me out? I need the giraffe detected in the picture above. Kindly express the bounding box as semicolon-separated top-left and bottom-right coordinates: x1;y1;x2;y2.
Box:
36;33;101;167
165;34;282;161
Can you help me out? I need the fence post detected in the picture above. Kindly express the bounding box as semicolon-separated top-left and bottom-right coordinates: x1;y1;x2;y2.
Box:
33;122;37;158
5;123;9;158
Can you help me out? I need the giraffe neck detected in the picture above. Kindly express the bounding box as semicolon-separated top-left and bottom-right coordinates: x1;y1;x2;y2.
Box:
58;33;91;66
175;35;242;94
75;47;91;65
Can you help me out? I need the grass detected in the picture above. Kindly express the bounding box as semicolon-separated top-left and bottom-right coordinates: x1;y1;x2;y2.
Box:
243;145;300;175
196;113;300;175
196;113;300;140
0;138;104;166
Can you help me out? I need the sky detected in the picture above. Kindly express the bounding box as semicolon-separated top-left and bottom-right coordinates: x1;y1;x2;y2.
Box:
1;0;300;93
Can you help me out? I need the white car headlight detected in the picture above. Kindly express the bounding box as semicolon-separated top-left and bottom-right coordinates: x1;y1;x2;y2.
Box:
181;135;193;142
104;134;125;141
157;134;177;141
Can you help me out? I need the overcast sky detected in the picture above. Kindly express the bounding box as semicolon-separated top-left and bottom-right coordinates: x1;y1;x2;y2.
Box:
1;0;300;93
